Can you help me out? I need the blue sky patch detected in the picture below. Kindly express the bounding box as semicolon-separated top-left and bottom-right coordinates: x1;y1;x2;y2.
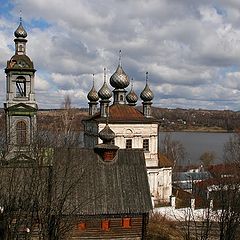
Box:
0;0;14;20
27;18;51;30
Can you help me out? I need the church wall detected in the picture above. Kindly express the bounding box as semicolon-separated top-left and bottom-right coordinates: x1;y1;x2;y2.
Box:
147;167;172;202
84;121;98;148
98;122;159;167
157;167;172;202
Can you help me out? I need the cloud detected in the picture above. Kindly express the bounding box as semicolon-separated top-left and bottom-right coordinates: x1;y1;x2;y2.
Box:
0;0;239;110
35;75;50;91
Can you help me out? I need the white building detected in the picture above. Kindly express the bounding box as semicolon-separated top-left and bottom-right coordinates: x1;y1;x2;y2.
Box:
84;54;172;203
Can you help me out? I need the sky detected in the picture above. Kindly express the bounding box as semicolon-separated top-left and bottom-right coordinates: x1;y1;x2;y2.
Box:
1;0;240;110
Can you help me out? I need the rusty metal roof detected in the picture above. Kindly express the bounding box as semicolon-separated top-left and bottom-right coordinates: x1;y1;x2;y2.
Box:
158;153;173;168
86;104;159;123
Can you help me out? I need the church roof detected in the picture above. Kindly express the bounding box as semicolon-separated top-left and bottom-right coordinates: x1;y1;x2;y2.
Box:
14;21;27;38
85;104;159;124
110;64;130;89
5;102;37;112
54;148;152;215
126;87;138;104
158;153;173;168
6;54;34;71
140;82;154;102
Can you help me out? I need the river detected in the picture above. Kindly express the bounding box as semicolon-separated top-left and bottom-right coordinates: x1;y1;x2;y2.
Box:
159;132;232;166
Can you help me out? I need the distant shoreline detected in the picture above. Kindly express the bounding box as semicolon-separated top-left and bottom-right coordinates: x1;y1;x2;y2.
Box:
160;128;232;133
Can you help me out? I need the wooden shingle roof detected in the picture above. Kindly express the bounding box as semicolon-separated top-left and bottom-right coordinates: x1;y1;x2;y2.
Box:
55;148;152;215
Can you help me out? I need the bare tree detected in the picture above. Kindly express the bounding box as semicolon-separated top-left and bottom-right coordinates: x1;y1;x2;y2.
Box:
61;95;75;136
200;151;216;167
160;133;186;169
208;176;240;240
224;130;240;167
0;125;93;239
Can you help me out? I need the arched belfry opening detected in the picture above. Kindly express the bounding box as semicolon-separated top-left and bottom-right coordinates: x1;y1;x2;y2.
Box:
16;76;26;97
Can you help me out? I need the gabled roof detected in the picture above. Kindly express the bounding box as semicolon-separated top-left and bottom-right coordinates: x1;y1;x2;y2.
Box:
84;104;159;124
5;103;37;112
55;148;152;215
6;54;34;71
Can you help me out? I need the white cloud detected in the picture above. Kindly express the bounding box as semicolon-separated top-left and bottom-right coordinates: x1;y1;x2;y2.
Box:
35;75;50;91
0;0;239;110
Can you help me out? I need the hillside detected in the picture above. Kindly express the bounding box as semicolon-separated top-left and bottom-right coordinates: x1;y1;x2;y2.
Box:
151;107;240;132
0;107;239;132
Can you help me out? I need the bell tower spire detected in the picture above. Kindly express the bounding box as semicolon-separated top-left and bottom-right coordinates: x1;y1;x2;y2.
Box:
14;14;28;55
4;20;37;152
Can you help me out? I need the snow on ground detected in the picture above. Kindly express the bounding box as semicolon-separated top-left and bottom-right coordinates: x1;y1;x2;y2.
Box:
154;206;220;222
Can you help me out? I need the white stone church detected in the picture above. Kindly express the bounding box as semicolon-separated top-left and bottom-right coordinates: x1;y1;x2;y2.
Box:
84;55;172;203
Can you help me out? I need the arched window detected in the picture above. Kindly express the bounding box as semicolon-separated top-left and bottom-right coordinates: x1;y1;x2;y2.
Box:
16;121;27;145
16;76;26;97
18;44;24;52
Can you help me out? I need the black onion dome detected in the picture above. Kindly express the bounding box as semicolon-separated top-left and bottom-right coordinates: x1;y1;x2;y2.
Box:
98;82;112;100
110;65;130;89
87;85;99;102
14;22;27;38
126;88;138;104
99;124;115;143
140;83;154;102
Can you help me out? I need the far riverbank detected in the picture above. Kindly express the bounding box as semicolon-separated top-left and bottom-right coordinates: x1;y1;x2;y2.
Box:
160;125;235;133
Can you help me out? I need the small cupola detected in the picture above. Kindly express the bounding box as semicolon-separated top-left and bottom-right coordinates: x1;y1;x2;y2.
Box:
140;72;154;118
140;72;154;102
87;74;99;116
14;18;27;38
99;123;115;144
98;68;112;100
94;123;119;161
14;17;28;55
87;74;99;102
98;68;112;118
126;80;138;106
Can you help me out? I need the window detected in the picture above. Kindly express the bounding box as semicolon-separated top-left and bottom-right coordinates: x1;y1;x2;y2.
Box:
16;121;27;145
18;45;24;52
120;95;123;101
122;218;131;228
126;139;132;149
16;77;26;97
110;139;115;145
143;139;149;151
78;222;86;231
101;220;110;231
